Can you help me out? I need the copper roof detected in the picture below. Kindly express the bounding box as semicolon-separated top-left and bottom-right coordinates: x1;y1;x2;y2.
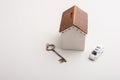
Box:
59;5;88;34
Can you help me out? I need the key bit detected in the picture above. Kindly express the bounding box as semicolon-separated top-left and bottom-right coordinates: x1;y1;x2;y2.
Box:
59;58;67;63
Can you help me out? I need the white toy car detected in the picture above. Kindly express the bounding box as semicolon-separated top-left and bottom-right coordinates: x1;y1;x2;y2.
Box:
89;45;104;61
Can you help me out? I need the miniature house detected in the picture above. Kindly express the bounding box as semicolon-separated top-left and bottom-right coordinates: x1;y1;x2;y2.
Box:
59;5;88;51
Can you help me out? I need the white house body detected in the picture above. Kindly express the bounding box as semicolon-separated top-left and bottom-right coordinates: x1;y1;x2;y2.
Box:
60;26;86;51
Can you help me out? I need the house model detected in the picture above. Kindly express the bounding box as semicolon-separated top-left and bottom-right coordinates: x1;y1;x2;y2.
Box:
59;5;88;51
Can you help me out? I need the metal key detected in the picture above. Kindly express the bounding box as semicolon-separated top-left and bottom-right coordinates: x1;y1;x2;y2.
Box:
46;43;67;63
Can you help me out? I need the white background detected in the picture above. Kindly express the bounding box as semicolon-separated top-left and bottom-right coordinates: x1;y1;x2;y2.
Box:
0;0;120;80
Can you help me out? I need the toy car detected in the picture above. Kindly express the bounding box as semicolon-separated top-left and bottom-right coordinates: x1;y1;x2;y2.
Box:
89;45;104;61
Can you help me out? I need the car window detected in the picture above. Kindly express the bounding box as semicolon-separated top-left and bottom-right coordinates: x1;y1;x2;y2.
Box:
92;51;97;55
96;46;100;49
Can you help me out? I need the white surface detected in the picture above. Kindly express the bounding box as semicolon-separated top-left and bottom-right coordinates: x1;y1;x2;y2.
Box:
0;0;120;80
60;26;85;50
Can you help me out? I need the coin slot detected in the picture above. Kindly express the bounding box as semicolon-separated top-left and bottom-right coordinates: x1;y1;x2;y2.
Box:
70;12;73;18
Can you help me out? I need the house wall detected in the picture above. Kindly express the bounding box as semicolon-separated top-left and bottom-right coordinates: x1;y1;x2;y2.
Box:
60;26;86;51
